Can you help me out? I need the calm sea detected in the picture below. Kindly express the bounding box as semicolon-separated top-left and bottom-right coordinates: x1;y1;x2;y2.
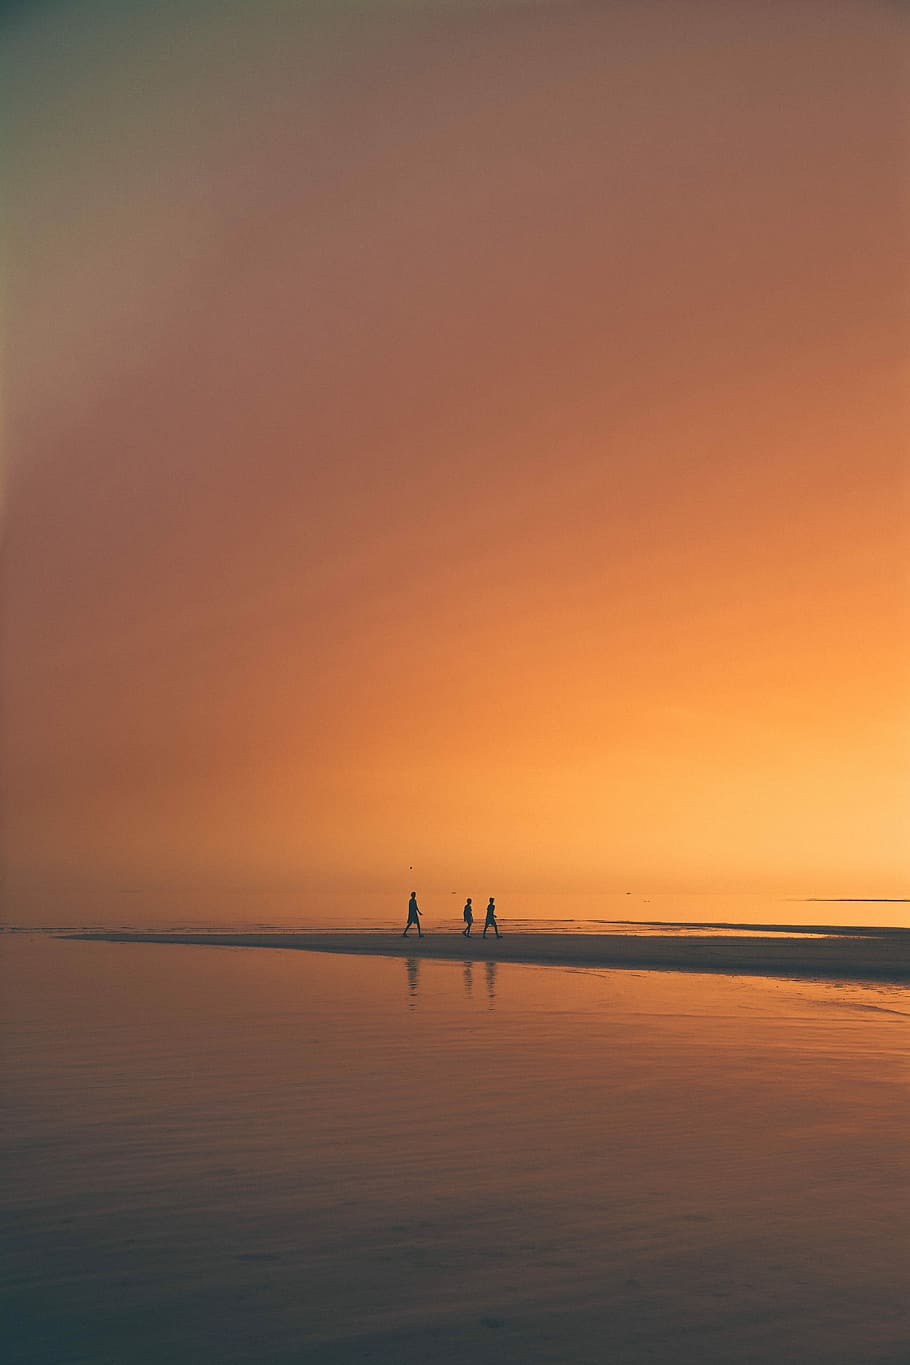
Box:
3;934;909;1364
5;887;909;932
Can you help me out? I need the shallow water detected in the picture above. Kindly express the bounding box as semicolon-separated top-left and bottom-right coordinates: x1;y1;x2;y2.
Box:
3;935;909;1364
5;887;910;931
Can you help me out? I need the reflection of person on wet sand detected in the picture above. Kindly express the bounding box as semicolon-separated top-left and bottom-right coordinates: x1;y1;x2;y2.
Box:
485;959;497;1003
403;891;422;937
483;897;500;939
405;957;419;1003
462;898;474;936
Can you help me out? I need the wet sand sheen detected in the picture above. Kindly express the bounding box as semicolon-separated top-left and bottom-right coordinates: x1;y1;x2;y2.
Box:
68;928;910;980
6;936;909;1364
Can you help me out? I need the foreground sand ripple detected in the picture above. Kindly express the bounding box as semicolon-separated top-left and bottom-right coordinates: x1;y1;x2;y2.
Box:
66;929;910;981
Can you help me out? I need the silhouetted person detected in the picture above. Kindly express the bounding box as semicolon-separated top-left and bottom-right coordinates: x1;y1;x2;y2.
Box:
403;890;422;937
483;897;500;939
462;898;474;936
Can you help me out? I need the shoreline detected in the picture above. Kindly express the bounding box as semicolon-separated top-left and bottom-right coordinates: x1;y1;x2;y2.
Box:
63;930;910;982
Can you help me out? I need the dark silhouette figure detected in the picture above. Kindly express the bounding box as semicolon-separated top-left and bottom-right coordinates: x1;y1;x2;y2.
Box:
403;890;422;937
483;897;500;939
462;898;474;936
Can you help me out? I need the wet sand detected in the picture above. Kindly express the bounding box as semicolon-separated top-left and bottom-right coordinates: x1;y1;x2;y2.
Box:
8;935;909;1364
67;927;910;980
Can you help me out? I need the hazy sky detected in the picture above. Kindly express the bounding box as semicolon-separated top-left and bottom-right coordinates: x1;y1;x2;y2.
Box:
4;0;909;902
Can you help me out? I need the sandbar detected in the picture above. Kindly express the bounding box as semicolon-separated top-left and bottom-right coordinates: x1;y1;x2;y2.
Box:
66;928;910;981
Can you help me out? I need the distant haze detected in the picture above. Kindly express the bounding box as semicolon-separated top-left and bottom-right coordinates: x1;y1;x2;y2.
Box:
4;0;909;912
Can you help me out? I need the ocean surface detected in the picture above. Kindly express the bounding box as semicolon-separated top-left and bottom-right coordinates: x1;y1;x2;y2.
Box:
3;933;909;1364
5;887;910;932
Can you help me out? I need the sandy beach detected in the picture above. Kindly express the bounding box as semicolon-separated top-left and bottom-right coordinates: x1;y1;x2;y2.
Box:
67;927;910;981
6;934;910;1365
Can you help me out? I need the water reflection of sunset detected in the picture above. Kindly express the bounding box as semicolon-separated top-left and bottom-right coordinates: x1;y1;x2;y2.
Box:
6;937;907;1361
5;12;907;1362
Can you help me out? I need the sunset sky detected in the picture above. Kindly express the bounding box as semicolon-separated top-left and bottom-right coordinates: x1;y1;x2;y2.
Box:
4;0;909;907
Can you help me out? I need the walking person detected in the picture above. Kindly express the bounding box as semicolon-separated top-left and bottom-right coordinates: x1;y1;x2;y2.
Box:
462;898;474;937
403;890;423;937
483;896;500;939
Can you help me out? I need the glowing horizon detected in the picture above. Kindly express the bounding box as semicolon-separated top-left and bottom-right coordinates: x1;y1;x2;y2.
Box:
4;0;909;909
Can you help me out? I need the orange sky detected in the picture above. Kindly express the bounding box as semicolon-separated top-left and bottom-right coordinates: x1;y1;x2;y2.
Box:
4;0;909;903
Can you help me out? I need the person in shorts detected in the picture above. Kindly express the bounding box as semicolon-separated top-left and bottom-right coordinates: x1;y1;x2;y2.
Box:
483;897;500;939
403;891;422;937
